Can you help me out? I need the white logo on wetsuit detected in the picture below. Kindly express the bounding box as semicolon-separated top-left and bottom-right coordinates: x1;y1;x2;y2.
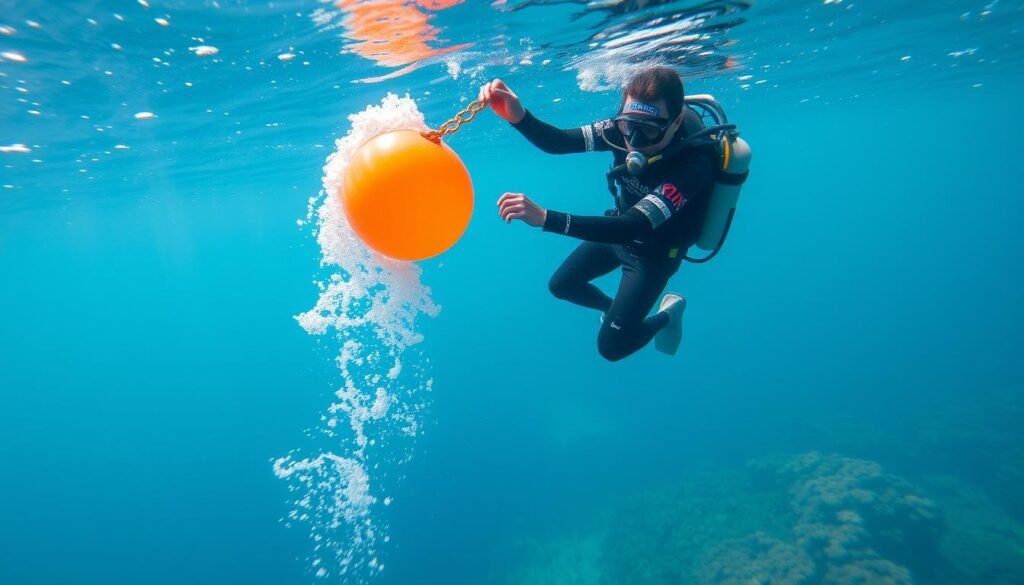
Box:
619;175;646;199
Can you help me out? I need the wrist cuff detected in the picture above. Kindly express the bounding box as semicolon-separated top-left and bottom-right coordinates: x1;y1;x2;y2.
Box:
543;210;571;234
510;109;534;128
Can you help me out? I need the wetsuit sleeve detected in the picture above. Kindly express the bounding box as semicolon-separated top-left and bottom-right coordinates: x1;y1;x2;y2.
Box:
542;208;652;243
630;156;715;229
511;110;615;154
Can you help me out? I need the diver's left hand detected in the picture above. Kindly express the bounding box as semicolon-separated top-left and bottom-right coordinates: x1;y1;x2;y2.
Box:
497;192;547;227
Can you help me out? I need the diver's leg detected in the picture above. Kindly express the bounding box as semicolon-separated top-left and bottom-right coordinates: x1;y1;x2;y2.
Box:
548;241;621;313
596;250;680;361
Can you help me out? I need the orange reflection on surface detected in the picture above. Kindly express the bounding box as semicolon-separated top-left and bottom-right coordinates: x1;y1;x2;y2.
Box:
336;0;472;82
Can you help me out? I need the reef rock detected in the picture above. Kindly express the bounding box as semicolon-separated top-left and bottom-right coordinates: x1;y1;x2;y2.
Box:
697;532;815;585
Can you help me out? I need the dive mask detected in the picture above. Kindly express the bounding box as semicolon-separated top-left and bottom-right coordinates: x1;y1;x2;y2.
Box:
613;114;672;148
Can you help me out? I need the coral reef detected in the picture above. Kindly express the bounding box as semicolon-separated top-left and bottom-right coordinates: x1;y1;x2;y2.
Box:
598;471;791;585
822;559;913;585
769;388;1024;526
777;451;943;568
697;532;815;585
603;453;943;584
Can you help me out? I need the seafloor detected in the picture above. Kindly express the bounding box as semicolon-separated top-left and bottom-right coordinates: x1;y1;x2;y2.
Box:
489;393;1024;585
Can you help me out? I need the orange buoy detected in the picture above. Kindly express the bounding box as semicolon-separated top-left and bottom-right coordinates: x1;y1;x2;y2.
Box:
342;130;473;261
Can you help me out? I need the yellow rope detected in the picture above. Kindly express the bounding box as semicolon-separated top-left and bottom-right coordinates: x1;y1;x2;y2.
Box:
422;98;488;143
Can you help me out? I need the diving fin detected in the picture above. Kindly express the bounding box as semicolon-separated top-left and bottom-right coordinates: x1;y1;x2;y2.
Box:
654;294;686;356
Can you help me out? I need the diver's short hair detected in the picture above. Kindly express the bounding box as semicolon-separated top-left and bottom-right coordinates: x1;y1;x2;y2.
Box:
621;66;685;120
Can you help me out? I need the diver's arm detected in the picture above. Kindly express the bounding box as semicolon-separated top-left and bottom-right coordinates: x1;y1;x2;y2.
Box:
540;158;713;242
511;110;592;155
481;79;610;154
542;208;652;243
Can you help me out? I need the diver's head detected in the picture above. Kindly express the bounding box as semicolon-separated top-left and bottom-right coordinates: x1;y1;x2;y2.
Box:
615;66;686;156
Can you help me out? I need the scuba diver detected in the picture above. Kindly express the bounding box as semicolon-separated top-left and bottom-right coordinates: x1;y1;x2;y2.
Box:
481;66;738;361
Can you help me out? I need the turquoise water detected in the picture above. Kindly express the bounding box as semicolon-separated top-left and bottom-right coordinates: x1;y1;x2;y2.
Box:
2;1;1024;584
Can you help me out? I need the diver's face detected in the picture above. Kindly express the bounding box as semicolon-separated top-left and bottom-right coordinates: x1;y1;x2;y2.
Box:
618;94;684;156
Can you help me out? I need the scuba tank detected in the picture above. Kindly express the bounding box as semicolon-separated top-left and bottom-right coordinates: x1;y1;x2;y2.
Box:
602;94;751;263
685;94;751;263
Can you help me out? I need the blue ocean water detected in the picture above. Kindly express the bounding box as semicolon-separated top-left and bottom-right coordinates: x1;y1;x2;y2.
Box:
2;1;1023;584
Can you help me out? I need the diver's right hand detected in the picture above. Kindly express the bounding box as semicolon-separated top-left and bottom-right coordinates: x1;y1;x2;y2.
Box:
479;79;526;124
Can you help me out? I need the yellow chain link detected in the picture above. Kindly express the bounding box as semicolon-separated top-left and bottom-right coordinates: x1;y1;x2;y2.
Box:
422;98;488;143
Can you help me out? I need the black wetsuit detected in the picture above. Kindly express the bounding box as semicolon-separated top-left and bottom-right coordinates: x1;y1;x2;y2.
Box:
511;110;716;361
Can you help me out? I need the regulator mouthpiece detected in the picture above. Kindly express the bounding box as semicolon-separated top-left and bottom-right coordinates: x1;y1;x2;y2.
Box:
625;151;648;176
